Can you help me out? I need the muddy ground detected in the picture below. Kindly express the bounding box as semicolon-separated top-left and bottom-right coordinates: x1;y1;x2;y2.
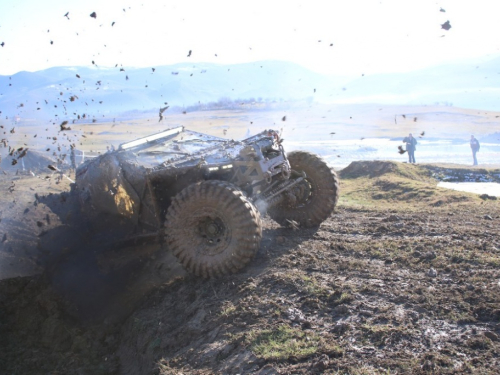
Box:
1;161;499;374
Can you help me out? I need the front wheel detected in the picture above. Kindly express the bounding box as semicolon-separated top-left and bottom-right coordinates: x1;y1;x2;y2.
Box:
267;151;339;227
165;180;262;278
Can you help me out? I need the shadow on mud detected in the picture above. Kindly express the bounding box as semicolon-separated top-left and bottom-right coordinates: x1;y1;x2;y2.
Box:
36;191;187;325
32;189;318;325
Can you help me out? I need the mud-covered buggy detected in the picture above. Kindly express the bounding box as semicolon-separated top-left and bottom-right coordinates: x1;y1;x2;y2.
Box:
75;126;339;277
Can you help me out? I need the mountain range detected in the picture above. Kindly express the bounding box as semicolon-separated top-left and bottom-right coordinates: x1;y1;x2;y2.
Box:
1;56;499;122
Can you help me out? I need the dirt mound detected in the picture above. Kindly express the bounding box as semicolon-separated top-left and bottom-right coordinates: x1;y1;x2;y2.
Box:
340;160;435;182
0;149;59;175
339;160;399;178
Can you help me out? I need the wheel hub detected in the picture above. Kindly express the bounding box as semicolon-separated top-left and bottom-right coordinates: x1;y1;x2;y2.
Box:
193;211;231;255
290;178;312;204
203;219;223;237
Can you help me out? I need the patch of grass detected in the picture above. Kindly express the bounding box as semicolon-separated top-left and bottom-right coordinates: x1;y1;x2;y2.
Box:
370;249;384;259
327;289;355;307
360;324;409;347
364;242;403;263
467;336;492;350
246;324;320;360
448;248;500;268
157;357;185;375
449;310;476;324
373;177;454;203
220;301;237;317
276;271;333;299
338;292;354;304
301;275;331;298
484;256;500;268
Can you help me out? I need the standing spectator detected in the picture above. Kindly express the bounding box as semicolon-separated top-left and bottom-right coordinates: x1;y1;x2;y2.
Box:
470;135;480;166
403;133;417;163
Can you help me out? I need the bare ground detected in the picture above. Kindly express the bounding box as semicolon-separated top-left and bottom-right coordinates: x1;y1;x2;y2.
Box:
1;161;499;374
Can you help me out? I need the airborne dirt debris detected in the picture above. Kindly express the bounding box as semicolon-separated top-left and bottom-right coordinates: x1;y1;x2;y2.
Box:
0;161;499;374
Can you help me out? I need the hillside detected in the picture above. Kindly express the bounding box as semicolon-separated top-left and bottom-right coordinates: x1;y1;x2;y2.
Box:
0;161;499;374
2;55;500;123
0;61;342;120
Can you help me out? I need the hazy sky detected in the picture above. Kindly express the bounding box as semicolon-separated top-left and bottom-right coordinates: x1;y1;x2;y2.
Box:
0;0;499;76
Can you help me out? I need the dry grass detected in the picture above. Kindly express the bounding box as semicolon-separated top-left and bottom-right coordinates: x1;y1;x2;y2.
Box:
338;161;500;212
4;103;500;161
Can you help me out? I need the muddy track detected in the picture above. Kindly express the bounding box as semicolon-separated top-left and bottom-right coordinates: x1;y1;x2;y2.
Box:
0;164;499;374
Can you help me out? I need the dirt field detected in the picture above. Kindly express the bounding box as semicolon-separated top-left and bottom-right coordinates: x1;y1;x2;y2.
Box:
0;160;499;374
3;103;500;156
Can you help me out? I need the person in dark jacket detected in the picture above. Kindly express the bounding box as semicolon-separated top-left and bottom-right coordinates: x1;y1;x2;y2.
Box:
470;135;480;165
403;133;417;163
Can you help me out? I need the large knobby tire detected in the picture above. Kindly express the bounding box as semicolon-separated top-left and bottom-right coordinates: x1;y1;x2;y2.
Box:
165;180;262;278
268;151;339;227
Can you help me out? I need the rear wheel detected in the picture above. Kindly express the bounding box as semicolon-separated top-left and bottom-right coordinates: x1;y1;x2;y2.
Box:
268;151;339;227
165;180;262;278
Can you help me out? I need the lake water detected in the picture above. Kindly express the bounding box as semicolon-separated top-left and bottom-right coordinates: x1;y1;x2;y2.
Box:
437;182;500;196
285;138;500;169
285;137;500;196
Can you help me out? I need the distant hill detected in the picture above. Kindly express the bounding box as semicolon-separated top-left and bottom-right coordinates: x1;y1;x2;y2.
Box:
0;61;343;121
1;56;500;122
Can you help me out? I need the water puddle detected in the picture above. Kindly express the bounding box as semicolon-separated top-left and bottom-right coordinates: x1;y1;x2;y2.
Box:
437;182;500;196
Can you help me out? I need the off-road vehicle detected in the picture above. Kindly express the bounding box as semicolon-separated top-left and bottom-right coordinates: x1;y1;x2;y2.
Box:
75;126;339;277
